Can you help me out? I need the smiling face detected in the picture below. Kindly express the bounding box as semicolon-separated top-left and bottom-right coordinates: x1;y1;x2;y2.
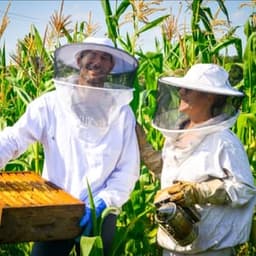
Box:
77;50;115;87
178;87;217;127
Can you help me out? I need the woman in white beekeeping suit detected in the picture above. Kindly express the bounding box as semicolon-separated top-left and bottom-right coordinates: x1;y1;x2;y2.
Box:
0;37;140;256
142;63;256;256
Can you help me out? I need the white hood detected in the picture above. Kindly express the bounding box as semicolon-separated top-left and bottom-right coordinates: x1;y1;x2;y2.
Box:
54;77;134;143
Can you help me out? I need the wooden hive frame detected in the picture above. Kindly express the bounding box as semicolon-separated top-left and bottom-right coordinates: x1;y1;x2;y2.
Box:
0;171;85;243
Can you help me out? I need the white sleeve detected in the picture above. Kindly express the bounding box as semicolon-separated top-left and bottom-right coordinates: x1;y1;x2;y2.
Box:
0;97;47;169
220;133;256;207
97;107;140;207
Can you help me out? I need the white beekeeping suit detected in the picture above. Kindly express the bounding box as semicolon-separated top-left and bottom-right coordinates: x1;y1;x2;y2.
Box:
0;36;140;256
152;64;256;256
0;37;140;208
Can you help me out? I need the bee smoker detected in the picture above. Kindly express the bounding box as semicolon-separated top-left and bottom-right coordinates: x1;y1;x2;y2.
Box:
154;196;200;246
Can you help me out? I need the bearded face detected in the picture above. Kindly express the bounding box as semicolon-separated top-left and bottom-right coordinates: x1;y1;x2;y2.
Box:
77;50;114;87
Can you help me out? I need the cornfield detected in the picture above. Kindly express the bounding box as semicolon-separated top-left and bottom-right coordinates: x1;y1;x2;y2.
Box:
0;0;256;255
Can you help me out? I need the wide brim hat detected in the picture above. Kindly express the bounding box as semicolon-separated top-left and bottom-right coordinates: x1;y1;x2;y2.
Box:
159;63;244;97
54;37;138;74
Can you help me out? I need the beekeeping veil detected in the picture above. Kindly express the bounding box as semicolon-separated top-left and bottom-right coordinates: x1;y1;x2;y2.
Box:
152;64;244;139
53;37;138;143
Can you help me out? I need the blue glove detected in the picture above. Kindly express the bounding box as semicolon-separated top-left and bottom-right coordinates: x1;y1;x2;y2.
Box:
79;197;107;236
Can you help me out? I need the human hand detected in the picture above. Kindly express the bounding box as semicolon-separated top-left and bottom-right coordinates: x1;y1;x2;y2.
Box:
166;181;200;206
155;179;230;207
154;181;206;207
154;187;171;206
79;206;92;236
79;197;107;235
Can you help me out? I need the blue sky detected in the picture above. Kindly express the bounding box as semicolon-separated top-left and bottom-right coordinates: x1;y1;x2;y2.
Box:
0;1;255;57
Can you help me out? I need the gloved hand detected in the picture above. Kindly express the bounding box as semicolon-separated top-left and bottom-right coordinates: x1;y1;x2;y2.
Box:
79;197;107;236
154;179;230;207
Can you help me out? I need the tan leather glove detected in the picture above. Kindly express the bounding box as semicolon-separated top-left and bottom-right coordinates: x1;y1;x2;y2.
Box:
155;179;231;207
136;123;163;176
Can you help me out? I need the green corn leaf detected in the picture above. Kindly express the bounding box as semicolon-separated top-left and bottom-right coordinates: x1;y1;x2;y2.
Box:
110;206;154;255
0;44;6;68
100;0;112;17
115;0;130;19
191;0;202;26
201;6;213;20
101;0;118;40
80;235;103;256
5;159;31;170
86;179;98;235
12;85;32;105
236;113;250;142
199;8;213;33
211;37;242;57
137;15;169;35
216;0;230;24
247;113;256;128
32;26;44;49
62;27;73;43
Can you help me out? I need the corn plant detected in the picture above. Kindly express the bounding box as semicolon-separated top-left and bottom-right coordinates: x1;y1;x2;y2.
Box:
2;25;54;174
107;166;161;256
78;180;119;256
235;13;256;171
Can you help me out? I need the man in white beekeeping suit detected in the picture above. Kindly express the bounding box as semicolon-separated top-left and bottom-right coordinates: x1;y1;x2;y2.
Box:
0;37;140;256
